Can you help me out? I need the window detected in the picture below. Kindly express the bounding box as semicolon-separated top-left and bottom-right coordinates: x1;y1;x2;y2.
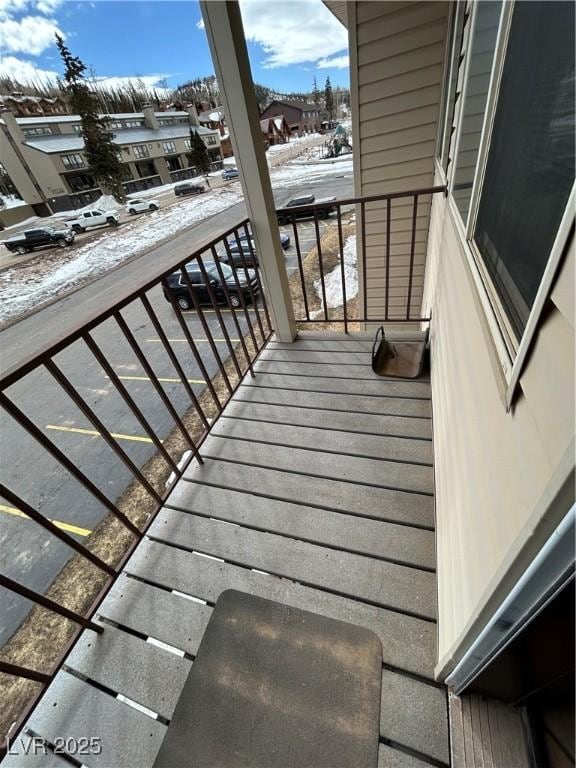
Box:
72;125;82;133
133;144;150;159
162;141;176;153
184;139;192;151
22;126;52;136
451;0;502;223
62;153;85;169
124;120;144;128
108;121;124;129
473;1;575;340
205;135;217;146
159;119;173;126
438;2;467;171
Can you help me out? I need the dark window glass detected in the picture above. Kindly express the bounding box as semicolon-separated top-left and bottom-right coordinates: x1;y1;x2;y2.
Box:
474;1;575;339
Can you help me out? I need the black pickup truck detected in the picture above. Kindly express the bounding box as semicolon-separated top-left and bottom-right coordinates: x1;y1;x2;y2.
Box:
276;194;337;225
3;226;75;255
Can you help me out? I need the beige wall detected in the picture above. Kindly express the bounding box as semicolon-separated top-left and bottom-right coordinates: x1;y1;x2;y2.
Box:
350;0;449;320
424;183;575;676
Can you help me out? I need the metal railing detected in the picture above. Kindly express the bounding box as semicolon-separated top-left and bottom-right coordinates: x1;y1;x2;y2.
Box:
0;219;271;755
282;185;446;332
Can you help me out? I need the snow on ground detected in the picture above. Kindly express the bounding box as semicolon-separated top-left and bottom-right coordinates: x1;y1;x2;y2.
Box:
266;133;322;157
0;186;243;323
1;195;27;210
313;234;357;318
270;157;353;187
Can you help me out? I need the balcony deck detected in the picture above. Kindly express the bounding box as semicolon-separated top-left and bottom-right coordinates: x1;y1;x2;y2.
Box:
6;332;449;768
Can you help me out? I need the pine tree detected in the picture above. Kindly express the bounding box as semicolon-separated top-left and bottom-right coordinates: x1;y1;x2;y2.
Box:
312;77;320;107
324;76;334;125
187;128;211;183
56;35;127;202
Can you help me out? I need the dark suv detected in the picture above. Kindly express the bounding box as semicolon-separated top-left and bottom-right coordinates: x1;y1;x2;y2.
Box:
163;261;259;310
3;226;75;255
174;182;205;197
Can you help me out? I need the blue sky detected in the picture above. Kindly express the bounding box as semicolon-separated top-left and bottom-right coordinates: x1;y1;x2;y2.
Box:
0;0;349;94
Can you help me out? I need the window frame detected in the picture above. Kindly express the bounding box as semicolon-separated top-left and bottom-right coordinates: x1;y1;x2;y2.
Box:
162;141;177;154
447;0;575;408
61;153;85;170
133;144;150;159
436;0;467;170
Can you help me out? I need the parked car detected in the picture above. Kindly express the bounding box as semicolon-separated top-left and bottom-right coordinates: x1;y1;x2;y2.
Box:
66;208;120;233
174;182;205;197
228;230;290;251
126;198;160;215
3;226;75;255
276;194;337;225
222;168;240;181
163;260;259;310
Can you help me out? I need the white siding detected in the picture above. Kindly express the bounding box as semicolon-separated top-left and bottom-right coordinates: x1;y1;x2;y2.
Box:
425;186;575;673
354;0;450;320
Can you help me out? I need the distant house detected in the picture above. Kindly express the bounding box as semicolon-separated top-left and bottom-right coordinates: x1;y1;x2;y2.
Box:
260;116;290;147
198;108;226;134
260;100;321;136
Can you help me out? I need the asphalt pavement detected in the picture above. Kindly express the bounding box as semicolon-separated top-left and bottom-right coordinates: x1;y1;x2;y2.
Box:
0;174;352;643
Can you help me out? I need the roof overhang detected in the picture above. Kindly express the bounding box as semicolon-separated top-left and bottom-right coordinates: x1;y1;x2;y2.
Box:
323;1;348;28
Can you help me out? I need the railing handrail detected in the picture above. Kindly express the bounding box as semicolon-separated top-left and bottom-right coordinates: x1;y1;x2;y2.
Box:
275;185;447;214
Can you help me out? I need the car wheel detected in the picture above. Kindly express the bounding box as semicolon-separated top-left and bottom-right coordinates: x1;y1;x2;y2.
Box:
176;295;192;311
149;204;158;211
318;209;328;219
128;209;136;215
57;239;68;248
229;293;241;309
107;217;118;226
72;224;82;233
16;245;28;255
277;216;287;226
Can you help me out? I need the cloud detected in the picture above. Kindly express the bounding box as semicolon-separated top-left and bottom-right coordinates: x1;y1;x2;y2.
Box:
317;54;349;69
0;0;28;19
35;0;64;13
0;15;64;54
196;17;204;30
0;54;58;82
0;0;63;18
91;74;173;94
239;0;347;68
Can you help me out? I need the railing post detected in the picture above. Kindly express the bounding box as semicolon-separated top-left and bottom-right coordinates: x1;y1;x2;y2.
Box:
201;0;296;342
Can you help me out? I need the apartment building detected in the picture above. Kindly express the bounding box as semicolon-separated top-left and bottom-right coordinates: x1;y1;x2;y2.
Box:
0;104;221;214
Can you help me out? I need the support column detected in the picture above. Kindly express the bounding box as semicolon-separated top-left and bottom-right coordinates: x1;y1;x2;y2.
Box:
201;0;296;341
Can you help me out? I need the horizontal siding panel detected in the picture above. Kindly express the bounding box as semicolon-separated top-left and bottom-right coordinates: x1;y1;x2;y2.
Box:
359;63;444;105
358;2;447;46
359;84;442;122
359;43;445;87
360;123;438;155
360;139;437;170
362;157;435;184
364;215;430;236
362;172;436;196
358;20;447;67
364;198;432;219
360;105;439;138
356;1;414;25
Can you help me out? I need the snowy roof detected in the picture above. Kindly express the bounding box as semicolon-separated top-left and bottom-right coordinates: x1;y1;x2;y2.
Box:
24;124;219;154
15;111;189;125
198;108;225;123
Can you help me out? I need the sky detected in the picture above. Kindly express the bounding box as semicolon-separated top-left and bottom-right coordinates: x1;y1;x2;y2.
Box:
0;0;349;94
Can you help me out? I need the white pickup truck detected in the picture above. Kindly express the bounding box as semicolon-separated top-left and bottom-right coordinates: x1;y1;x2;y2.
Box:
66;208;120;233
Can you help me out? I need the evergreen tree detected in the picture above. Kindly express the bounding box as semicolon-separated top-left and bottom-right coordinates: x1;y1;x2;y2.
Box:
324;76;334;124
312;77;320;106
187;128;211;183
55;36;126;202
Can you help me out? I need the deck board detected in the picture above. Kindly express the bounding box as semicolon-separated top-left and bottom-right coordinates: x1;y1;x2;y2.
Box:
20;332;449;767
167;481;436;569
225;398;433;438
148;508;437;619
212;416;433;464
126;539;437;680
233;383;433;417
184;458;435;528
64;623;192;719
199;434;434;494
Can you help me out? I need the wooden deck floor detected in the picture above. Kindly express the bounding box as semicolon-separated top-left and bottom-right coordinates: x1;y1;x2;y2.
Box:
5;333;449;768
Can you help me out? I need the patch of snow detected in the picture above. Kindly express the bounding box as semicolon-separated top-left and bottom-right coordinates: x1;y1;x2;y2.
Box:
79;194;120;214
1;215;39;232
270;158;353;187
1;195;26;210
0;187;243;323
312;234;357;318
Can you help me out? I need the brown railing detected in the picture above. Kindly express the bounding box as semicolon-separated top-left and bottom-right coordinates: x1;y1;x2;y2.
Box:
282;185;446;331
0;219;271;754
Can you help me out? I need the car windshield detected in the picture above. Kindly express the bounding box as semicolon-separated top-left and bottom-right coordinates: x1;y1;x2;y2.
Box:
42;227;56;233
207;263;233;280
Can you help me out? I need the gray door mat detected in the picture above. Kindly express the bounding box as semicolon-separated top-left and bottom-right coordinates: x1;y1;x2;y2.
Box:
153;589;383;768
